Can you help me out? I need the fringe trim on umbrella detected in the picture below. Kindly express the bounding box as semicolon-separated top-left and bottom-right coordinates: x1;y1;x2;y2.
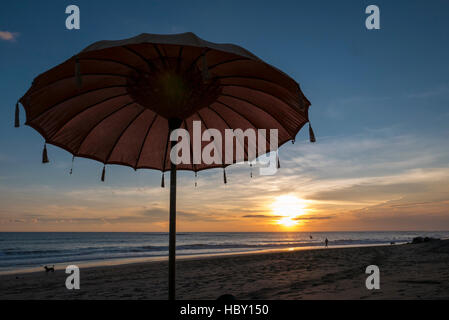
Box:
194;171;198;187
161;173;165;188
223;168;227;184
42;143;49;164
202;52;209;81
14;101;20;128
101;165;106;182
309;122;316;143
75;57;82;88
250;163;253;178
69;156;75;175
292;139;295;144
277;153;280;169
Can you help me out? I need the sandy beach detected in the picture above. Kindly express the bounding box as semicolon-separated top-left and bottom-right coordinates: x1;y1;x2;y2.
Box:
1;239;448;300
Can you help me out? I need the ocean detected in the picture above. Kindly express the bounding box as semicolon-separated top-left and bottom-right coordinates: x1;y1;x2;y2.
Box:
1;231;448;273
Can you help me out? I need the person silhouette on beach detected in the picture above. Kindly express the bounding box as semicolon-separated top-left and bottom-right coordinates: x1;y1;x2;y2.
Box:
325;238;329;247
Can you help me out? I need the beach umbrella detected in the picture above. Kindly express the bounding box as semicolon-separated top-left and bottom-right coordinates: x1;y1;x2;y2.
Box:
16;32;313;300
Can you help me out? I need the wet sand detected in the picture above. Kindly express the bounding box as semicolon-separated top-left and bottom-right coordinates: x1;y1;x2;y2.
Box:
1;239;448;300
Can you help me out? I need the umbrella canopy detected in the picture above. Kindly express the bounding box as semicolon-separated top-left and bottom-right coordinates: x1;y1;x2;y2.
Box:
18;32;311;172
17;32;313;300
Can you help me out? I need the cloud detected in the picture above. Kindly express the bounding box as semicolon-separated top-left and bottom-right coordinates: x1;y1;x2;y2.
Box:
293;215;334;221
242;214;282;218
407;83;449;99
0;31;19;41
324;95;391;120
1;127;449;231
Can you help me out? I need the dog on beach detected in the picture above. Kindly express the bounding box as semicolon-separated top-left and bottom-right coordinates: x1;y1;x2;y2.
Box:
44;265;55;273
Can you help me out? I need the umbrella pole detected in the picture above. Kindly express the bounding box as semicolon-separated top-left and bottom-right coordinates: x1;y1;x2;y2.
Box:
168;155;177;300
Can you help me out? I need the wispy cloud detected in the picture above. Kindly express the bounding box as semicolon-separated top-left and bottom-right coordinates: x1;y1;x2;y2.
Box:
324;95;392;120
1;128;449;231
294;216;334;221
407;83;449;99
242;214;282;218
0;31;19;41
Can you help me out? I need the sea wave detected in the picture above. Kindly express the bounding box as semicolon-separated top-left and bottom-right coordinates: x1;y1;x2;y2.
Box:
1;231;447;272
0;239;392;257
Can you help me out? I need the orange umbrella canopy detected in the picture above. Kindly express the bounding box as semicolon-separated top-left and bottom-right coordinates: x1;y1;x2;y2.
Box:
19;32;312;172
18;32;314;301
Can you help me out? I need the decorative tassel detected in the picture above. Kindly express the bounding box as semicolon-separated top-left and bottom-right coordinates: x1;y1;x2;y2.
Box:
101;165;106;182
194;172;198;187
69;156;75;175
250;163;253;178
42;143;49;164
291;139;295;145
202;52;209;81
223;168;227;184
309;123;316;143
14;102;20;128
161;173;165;188
277;153;280;169
75;57;82;88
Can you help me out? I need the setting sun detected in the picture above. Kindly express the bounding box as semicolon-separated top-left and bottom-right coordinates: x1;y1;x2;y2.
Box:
271;195;307;227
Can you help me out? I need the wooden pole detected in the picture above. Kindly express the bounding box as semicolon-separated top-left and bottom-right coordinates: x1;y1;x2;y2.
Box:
168;144;177;300
167;118;181;301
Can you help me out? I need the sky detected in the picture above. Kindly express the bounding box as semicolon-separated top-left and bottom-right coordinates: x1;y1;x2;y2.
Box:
0;0;448;232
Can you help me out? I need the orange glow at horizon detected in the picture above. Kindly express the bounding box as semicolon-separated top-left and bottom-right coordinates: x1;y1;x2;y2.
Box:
271;195;307;228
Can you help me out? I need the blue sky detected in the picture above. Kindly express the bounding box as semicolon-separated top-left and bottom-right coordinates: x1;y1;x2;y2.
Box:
1;0;449;231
